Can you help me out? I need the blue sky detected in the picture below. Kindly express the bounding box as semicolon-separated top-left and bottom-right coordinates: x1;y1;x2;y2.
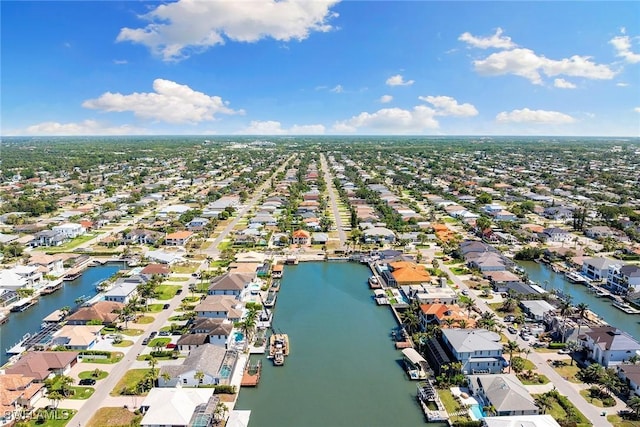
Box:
2;1;639;136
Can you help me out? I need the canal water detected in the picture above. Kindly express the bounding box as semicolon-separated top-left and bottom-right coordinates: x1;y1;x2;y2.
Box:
518;261;640;340
235;262;437;427
0;263;124;366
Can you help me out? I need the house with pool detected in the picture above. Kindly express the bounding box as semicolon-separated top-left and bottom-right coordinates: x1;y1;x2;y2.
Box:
468;374;539;416
158;344;238;387
441;329;507;374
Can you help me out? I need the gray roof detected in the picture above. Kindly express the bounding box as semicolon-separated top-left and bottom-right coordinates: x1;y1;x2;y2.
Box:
621;265;640;278
443;329;503;353
208;272;253;291
521;300;556;317
583;257;618;270
176;333;209;346
192;317;233;335
469;374;537;413
160;344;226;378
586;326;640;352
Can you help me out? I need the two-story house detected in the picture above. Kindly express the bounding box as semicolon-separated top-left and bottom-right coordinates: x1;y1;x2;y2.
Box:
51;223;85;239
441;329;506;374
190;317;234;347
164;230;194;246
194;295;243;322
581;257;619;282
582;326;640;367
468;374;539;416
607;264;640;295
207;272;253;297
158;344;230;387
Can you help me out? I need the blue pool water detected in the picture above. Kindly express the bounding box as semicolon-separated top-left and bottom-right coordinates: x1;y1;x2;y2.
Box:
234;332;245;342
470;404;485;420
220;366;231;378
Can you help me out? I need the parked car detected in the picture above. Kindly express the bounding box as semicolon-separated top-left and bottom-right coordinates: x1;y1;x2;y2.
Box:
163;304;170;310
504;315;515;322
149;331;158;338
176;289;183;295
141;337;150;345
558;349;571;354
461;289;469;295
159;331;170;336
79;378;96;386
508;326;517;334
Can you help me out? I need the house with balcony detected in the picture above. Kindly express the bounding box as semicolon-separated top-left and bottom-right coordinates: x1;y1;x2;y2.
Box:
139;387;219;427
606;264;640;295
164;230;193;246
28;254;65;277
51;223;85;239
441;329;506;374
0;374;45;425
207;272;253;297
31;230;66;247
582;257;619;282
194;295;243;322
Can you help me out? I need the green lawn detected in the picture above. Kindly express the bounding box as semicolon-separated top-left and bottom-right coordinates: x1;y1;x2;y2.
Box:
78;370;108;380
155;284;181;300
171;263;200;274
24;409;77;427
608;414;640;427
135;315;154;324
66;386;95;400
110;369;150;396
146;304;164;313
87;407;142;427
534;393;591;427
147;337;171;348
121;328;144;336
437;389;471;424
38;233;100;253
518;373;550;385
166;277;189;282
80;351;123;364
552;361;582;383
112;340;133;347
579;389;616;408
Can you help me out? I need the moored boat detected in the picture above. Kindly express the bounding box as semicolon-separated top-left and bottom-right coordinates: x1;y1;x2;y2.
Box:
63;271;82;281
269;333;289;366
368;276;381;289
565;271;589;285
612;301;640;315
10;298;38;312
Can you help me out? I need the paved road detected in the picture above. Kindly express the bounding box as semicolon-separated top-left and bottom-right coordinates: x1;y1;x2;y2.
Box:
203;155;295;260
440;263;614;426
71;277;195;427
319;153;346;249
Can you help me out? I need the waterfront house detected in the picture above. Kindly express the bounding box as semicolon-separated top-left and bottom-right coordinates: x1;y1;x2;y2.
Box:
11;266;43;287
291;229;310;245
207;272;254;297
401;283;458;305
140;387;218;427
312;232;329;245
419;303;476;330
186;217;209;232
582;326;640;367
51;223;85;239
606;264;640;294
190;317;233;347
158;344;230;387
441;329;506;374
140;264;171;276
520;300;556;321
145;250;183;265
234;251;267;264
617;364;640;397
5;351;79;381
468;374;539;416
482;415;560;427
581;257;619;281
362;226;396;244
103;281;138;303
467;252;506;272
387;261;431;285
194;295;243;321
176;333;209;352
0;270;28;290
66;301;124;326
0;374;45;423
27;254;65;277
540;227;572;243
52;325;103;350
164;230;193;246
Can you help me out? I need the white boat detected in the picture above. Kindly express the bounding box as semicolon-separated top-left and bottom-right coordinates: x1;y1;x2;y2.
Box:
612;301;640;314
269;333;289;366
368;276;381;289
565;271;589;284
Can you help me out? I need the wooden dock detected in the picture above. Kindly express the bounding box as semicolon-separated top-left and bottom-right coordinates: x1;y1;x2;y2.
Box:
241;360;262;387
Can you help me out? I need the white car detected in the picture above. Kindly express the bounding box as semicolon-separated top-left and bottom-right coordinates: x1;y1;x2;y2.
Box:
558;349;570;354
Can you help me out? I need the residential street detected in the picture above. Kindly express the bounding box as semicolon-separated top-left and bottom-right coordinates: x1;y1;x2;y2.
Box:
319;153;346;249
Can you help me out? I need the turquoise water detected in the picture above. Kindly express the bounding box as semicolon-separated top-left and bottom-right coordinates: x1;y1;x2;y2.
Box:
0;264;124;366
236;262;435;427
234;332;245;342
470;404;485;420
220;366;231;378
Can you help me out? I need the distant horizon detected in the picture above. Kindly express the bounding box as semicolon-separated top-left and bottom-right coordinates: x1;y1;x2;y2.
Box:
2;1;639;137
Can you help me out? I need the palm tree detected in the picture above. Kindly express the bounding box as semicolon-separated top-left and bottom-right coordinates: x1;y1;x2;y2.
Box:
504;340;521;373
565;340;581;366
535;394;553;414
462;298;476;320
60;306;71;317
442;318;455;329
160;371;171;385
214;401;229;424
194;370;205;387
478;311;497;331
147;356;158;377
47;390;63;409
457;319;468;329
575;302;589;337
58;375;74;398
627;396;640;419
559;298;574;343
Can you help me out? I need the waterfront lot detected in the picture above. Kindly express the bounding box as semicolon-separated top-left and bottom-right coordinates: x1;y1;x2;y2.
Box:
86;407;141;427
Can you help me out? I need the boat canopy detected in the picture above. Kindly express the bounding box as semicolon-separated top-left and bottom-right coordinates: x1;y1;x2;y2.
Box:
402;348;427;365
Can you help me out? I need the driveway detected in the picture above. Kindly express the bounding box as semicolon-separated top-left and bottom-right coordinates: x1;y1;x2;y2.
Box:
320;153;346;249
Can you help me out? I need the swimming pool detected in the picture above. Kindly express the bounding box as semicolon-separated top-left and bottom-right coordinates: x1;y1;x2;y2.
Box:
234;332;245;342
469;404;485;420
220;366;231;378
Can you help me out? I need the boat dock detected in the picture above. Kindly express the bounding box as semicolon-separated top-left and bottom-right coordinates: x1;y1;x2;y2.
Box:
40;280;63;295
10;297;39;312
417;380;449;422
241;360;262;387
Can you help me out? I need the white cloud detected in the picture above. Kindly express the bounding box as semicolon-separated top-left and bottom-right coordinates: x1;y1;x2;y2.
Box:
113;59;128;65
473;48;615;84
379;95;393;103
330;85;344;93
610;35;640;63
458;27;516;49
21;120;147;136
553;78;576;89
634;107;640;113
333;106;439;134
386;74;415;86
117;0;340;61
82;79;243;124
235;120;325;135
617;82;629;87
418;95;478;116
496;108;575;124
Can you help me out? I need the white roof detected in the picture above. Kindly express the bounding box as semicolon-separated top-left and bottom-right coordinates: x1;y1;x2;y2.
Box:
482;415;560;427
103;281;138;298
140;387;215;426
159;204;192;214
